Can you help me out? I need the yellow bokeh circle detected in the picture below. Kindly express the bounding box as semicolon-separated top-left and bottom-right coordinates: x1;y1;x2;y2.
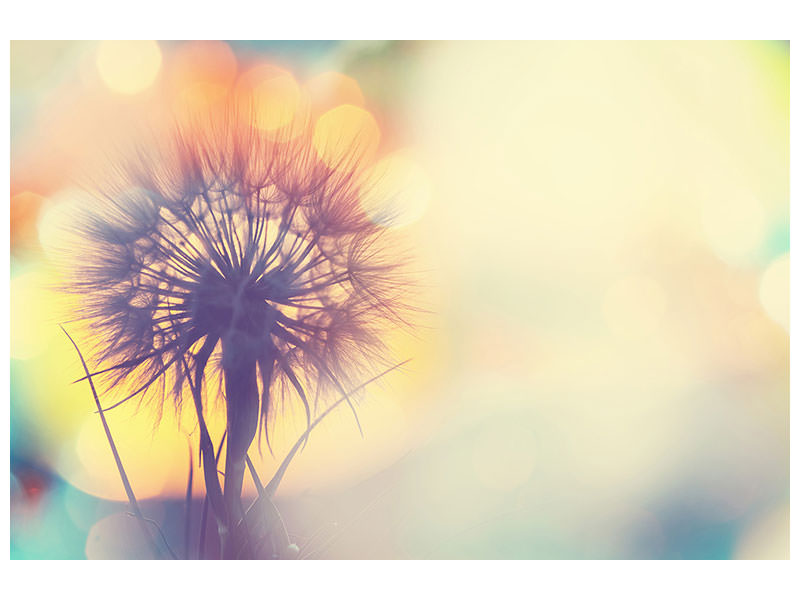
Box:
313;105;380;170
237;65;303;132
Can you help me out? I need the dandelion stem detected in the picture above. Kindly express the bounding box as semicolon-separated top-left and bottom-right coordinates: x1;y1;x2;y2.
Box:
220;338;260;558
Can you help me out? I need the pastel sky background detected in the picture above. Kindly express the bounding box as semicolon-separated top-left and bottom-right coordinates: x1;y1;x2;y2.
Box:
10;40;789;559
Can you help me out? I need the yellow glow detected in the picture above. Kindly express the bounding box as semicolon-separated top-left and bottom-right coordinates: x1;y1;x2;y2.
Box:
759;253;789;330
603;276;667;339
10;267;209;501
313;105;380;170
361;152;432;228
10;270;58;360
13;308;191;500
14;262;435;499
701;192;766;265
60;408;189;501
95;41;162;95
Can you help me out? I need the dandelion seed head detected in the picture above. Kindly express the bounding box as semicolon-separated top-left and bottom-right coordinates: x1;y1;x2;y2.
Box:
58;86;414;445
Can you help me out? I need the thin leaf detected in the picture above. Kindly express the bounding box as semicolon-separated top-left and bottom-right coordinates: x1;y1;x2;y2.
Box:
61;324;166;560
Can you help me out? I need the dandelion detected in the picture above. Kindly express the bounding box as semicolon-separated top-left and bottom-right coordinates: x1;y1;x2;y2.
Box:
56;88;413;557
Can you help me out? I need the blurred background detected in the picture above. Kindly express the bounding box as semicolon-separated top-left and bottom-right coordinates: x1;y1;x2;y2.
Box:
10;40;788;559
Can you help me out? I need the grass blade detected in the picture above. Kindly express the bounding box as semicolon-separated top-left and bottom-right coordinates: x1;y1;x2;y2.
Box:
61;325;166;560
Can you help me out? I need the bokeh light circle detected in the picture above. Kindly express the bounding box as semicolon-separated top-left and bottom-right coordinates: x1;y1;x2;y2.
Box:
313;105;380;170
85;513;158;559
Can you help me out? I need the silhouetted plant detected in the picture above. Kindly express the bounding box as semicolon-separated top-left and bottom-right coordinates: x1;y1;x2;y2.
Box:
58;88;414;559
